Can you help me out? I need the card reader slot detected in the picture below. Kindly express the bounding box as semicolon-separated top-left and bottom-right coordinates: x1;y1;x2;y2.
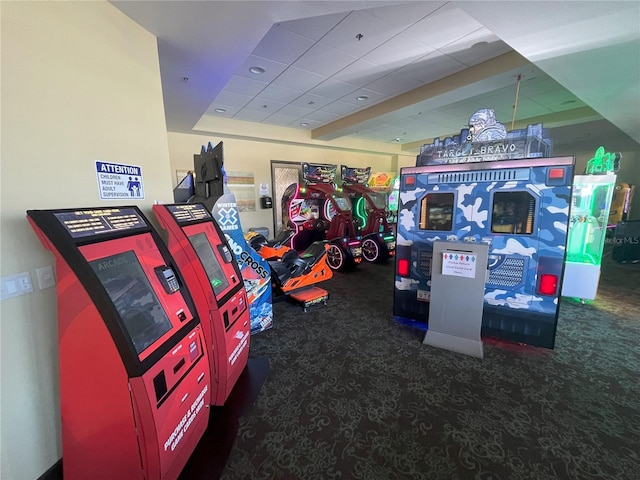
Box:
173;358;186;374
153;371;168;403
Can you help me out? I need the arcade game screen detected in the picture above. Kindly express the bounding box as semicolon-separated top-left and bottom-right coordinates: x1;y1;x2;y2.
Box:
90;250;172;354
188;232;231;297
419;193;454;231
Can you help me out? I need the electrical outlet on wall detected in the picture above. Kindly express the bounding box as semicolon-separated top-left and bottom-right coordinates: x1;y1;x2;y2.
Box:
36;265;55;290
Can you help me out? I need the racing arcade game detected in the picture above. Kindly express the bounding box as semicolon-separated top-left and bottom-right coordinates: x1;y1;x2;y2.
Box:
340;165;395;263
282;162;363;271
153;203;251;405
26;207;211;480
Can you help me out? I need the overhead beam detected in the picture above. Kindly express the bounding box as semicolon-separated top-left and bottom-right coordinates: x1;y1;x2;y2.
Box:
311;50;531;141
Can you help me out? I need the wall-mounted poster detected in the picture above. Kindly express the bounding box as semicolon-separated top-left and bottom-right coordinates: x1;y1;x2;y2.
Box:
226;171;256;211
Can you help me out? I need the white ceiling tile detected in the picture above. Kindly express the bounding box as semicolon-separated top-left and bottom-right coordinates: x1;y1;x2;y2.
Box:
252;25;315;64
364;72;424;97
528;91;586;111
257;83;304;103
404;6;484;49
290;92;334;109
272;66;327;91
302;110;340;123
321;10;403;57
213;90;253;108
234;55;289;82
233;109;273;122
333;58;388;87
291;118;323;128
338;87;388;107
507;97;554;118
308;78;360;99
441;28;512;67
264;113;299;126
363;33;434;70
277;12;350;41
293;42;357;77
243;97;287;112
366;2;446;28
397;51;466;83
223;75;269;96
320;101;362;116
204;104;242;117
275;103;315;118
340;88;389;108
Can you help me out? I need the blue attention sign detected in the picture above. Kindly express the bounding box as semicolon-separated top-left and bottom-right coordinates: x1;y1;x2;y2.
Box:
95;161;145;200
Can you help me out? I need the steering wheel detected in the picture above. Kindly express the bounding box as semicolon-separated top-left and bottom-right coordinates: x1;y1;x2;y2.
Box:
302;219;318;230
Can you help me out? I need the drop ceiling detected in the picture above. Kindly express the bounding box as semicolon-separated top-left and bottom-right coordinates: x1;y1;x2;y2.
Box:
111;1;640;152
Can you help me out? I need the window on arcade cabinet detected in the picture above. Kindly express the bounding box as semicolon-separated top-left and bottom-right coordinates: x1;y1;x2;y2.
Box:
419;193;454;231
491;191;536;234
188;232;230;297
90;250;173;355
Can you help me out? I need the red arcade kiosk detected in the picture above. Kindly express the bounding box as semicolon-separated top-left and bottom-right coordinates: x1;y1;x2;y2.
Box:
152;203;250;405
27;207;211;480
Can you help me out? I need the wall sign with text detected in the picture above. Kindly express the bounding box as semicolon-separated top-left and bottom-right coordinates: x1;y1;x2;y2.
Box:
95;161;145;200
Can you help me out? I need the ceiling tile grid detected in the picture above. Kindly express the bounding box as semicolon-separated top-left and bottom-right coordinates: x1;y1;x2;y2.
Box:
162;1;636;145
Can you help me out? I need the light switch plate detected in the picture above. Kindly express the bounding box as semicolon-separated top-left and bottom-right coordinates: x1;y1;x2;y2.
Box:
1;271;34;301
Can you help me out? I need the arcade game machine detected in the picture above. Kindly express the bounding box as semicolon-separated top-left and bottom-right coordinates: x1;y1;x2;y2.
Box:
153;203;250;405
562;147;618;301
340;165;396;263
173;171;195;204
281;162;363;271
246;231;333;311
26;206;211;480
394;108;574;349
369;171;400;228
186;141;273;335
608;182;634;226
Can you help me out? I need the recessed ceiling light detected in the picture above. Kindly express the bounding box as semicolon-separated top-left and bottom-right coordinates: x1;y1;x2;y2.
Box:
300;122;310;126
356;95;369;101
471;41;488;49
214;108;226;113
249;66;265;74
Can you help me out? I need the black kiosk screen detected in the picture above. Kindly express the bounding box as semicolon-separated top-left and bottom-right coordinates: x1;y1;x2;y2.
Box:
188;233;230;297
90;251;173;354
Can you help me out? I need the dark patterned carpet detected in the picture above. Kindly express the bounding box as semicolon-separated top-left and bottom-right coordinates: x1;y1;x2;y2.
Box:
213;251;640;480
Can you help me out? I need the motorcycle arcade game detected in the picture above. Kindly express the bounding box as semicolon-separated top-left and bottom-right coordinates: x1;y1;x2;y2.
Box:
281;162;363;272
27;207;211;480
153;203;250;405
246;231;334;312
340;165;396;263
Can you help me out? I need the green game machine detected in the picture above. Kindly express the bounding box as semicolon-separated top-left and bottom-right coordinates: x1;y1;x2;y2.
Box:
561;147;619;301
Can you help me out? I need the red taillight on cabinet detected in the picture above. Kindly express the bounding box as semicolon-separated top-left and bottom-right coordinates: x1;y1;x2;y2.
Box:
538;273;558;295
398;258;410;277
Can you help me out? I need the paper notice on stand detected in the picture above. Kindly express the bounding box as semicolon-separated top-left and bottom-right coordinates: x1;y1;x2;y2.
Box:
442;251;477;279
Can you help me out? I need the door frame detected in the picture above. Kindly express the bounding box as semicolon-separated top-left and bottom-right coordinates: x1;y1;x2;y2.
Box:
270;160;303;236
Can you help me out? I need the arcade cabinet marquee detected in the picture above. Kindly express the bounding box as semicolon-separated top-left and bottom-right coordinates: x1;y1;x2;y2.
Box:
27;206;211;480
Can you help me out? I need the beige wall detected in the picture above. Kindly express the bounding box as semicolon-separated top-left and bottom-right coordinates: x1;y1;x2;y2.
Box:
168;130;413;237
0;2;174;478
